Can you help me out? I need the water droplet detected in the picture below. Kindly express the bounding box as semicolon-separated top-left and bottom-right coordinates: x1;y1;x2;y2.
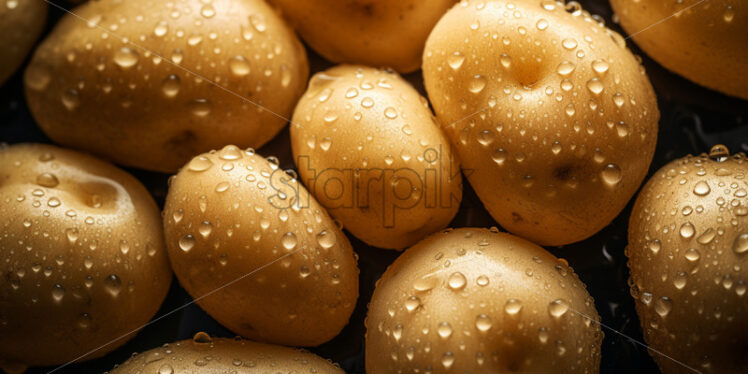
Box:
654;297;672;317
199;221;213;238
476;275;489;286
723;6;735;22
25;63;51;91
113;47;139;69
229;56;251;76
189;99;212;117
188;156;213;172
673;272;687;290
345;87;359;98
475;314;492;332
504;299;522;315
562;38;578;50
437;322;453;339
361;97;374;108
61;89;80;111
447;272;466;290
104;274;122;296
47;197;61;207
586;78;604;95
392;324;403;342
648;239;661;254
693;181;711;196
192;331;212;344
158;364;174;374
684;248;701;262
36;173;59;188
448;52;465;70
51;284;65;302
679;222;695;239
441;352;455;369
316;230;336;249
556;61;575;76
249;14;267;32
413;274;438;292
77;313;92;329
179;234;195;252
613;93;625;108
601;164;622;185
405;296;421;312
592;59;609;74
500;53;512;69
469;75;486;94
384;107;398;119
491;148;507;165
281;232;297;250
161;75;181;98
536;18;549;30
201;4;216;18
733;233;748;254
549;299;569;318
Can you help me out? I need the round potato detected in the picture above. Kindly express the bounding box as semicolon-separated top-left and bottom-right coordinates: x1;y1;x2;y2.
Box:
627;145;747;374
422;0;659;246
163;145;359;346
0;0;47;85
290;65;462;250
611;0;747;100
0;143;171;369
109;332;344;373
24;0;308;172
268;0;455;73
366;227;603;373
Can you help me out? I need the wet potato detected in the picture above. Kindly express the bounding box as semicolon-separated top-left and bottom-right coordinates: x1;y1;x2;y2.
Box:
0;0;47;85
0;143;172;370
611;0;748;100
423;0;659;246
627;145;748;374
366;227;603;373
163;145;359;347
290;65;462;250
109;332;345;374
24;0;308;172
268;0;456;73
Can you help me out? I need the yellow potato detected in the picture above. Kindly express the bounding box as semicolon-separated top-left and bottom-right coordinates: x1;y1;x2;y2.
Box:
24;0;308;172
627;145;748;374
0;143;171;370
290;65;462;250
163;145;359;346
611;0;748;100
109;332;344;373
0;0;46;85
422;0;659;246
366;227;603;373
268;0;455;73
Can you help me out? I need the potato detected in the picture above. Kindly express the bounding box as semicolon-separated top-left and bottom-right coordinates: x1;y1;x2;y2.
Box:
0;0;46;85
268;0;455;73
422;0;659;246
627;145;748;374
289;65;462;250
611;0;747;100
366;227;602;373
24;0;308;172
109;332;344;373
163;145;359;346
0;143;171;370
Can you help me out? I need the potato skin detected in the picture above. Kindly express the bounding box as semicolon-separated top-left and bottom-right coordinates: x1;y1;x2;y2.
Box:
0;0;46;85
163;145;359;347
423;0;658;246
365;227;602;373
0;143;171;368
109;333;344;373
290;65;462;250
24;0;308;172
627;148;748;374
268;0;455;73
611;0;748;100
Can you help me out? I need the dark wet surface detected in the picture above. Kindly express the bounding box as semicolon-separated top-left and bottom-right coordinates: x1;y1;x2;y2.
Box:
2;1;746;373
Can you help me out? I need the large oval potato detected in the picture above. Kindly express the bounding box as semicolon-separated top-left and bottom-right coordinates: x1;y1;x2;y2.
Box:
423;0;659;246
163;145;359;346
628;145;747;373
290;65;462;250
109;332;344;373
268;0;455;73
366;227;603;373
0;143;171;370
24;0;308;172
0;0;47;85
611;0;747;100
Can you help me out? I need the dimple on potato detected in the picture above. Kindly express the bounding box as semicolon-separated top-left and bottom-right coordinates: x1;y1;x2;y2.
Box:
423;0;659;246
627;145;748;374
268;0;455;73
611;0;747;100
163;145;359;347
109;332;344;374
0;143;171;371
366;227;603;373
290;65;462;250
0;0;47;85
24;0;308;172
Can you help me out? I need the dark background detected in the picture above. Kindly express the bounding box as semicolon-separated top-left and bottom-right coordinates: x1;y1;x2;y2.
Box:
2;0;746;373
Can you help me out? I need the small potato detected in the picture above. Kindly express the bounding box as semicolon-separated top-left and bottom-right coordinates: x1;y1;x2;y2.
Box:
366;227;603;373
627;145;748;374
612;0;747;100
163;145;359;346
423;0;659;246
25;0;308;172
0;143;171;369
268;0;455;73
0;0;47;85
290;65;462;250
109;332;344;373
